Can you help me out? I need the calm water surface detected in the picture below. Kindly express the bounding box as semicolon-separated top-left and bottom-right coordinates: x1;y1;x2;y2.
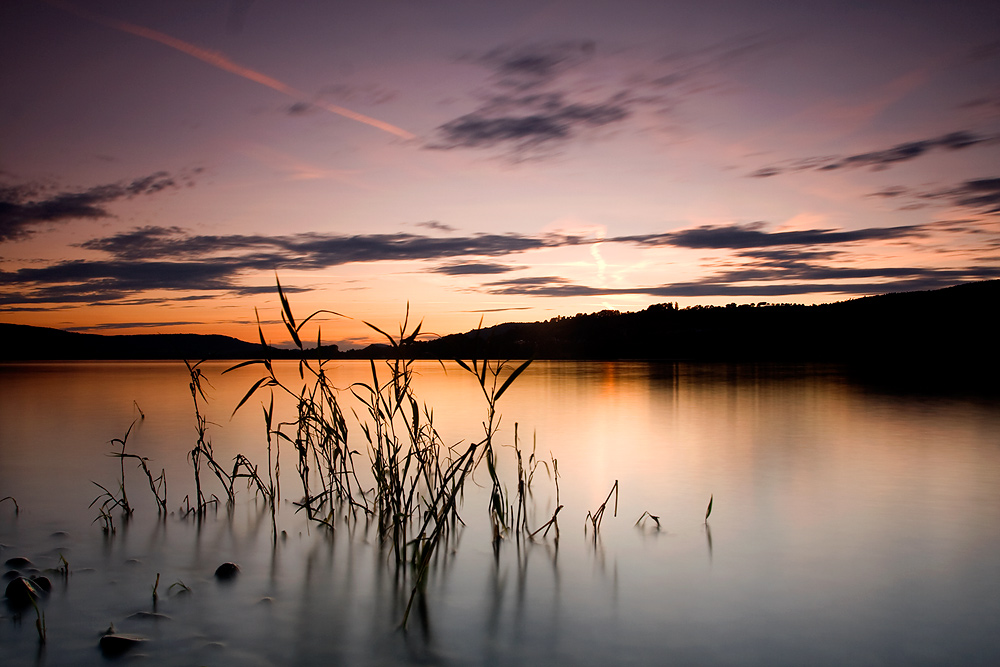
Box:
1;360;999;665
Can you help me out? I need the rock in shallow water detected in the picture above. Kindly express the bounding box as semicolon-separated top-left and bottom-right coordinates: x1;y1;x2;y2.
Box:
214;562;239;580
30;575;52;593
99;633;147;657
4;556;31;569
127;611;171;621
4;576;43;607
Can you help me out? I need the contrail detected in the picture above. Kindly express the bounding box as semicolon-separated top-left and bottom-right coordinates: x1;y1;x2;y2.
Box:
47;0;416;140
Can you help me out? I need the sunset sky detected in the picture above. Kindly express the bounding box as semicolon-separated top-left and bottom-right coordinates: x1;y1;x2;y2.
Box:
2;0;998;348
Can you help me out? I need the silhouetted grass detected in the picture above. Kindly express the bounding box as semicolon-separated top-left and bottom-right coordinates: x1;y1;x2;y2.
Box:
1;495;19;515
185;359;236;515
226;279;542;628
585;480;619;540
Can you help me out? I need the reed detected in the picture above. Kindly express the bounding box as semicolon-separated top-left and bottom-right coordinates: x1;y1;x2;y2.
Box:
228;279;539;628
226;280;365;527
90;499;117;534
528;452;562;542
90;423;136;530
1;495;19;515
168;580;191;596
29;597;46;644
108;420;168;514
91;417;167;527
453;354;533;544
184;360;236;514
585;480;619;539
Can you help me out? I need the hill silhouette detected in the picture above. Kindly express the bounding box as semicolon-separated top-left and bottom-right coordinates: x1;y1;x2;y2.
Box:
389;279;996;362
0;324;334;361
349;279;998;391
2;281;996;390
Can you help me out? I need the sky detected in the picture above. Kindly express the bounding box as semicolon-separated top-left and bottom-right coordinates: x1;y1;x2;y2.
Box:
2;0;999;348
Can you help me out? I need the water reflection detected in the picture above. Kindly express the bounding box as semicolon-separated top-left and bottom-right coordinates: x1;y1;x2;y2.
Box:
2;361;1000;665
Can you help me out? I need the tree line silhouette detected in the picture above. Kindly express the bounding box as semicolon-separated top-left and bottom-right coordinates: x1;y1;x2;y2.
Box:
2;280;995;390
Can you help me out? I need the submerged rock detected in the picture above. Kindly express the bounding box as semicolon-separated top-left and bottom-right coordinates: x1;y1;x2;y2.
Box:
4;556;31;569
30;575;52;593
127;611;171;621
4;576;42;607
100;632;147;657
214;562;239;580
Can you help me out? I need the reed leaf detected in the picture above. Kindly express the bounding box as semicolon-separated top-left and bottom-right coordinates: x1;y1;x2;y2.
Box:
494;358;533;402
231;376;275;417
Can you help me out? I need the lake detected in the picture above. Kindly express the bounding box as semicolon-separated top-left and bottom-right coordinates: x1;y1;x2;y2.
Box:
2;360;999;665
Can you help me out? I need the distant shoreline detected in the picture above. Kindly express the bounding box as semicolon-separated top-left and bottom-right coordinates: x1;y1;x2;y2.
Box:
2;282;996;387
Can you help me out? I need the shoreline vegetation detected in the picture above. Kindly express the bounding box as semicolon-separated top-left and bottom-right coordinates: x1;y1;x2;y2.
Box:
5;279;567;640
1;279;996;390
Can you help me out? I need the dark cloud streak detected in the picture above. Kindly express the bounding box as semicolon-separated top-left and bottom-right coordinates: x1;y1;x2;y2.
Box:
2;218;992;306
750;131;991;177
431;95;629;150
483;267;1000;298
619;222;928;249
0;173;179;242
867;176;1000;214
431;262;517;275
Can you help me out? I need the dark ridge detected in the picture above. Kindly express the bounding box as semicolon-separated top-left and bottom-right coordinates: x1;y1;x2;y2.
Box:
1;280;995;390
349;279;999;392
0;324;336;361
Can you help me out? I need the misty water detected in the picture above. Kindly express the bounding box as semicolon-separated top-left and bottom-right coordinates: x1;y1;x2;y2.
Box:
2;360;999;665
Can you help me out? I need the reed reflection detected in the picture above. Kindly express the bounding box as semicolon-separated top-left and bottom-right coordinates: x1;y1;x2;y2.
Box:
3;359;1000;665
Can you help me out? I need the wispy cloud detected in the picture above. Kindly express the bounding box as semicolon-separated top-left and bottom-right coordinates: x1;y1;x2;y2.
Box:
2;219;994;306
482;267;1000;298
430;41;608;154
66;320;205;332
431;92;630;151
750;131;992;177
942;177;1000;213
429;36;773;156
867;176;1000;214
617;221;930;249
414;220;456;233
431;262;518;275
47;0;415;140
479;41;597;89
0;173;179;242
77;226;582;264
464;306;534;314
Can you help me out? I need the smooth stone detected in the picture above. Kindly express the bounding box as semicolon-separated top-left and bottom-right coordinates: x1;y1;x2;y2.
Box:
127;611;171;621
3;570;20;581
99;633;147;657
4;576;42;606
214;562;239;580
30;575;52;593
4;557;31;568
